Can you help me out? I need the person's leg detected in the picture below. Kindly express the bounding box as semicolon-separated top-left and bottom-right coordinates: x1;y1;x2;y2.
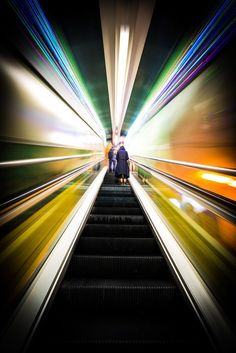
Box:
108;159;112;173
112;159;116;173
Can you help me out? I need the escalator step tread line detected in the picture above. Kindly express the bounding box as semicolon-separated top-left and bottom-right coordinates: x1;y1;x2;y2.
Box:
27;172;215;352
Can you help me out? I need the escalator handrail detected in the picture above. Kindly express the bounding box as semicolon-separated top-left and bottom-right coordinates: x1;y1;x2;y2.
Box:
131;154;236;176
130;157;236;223
0;158;104;209
0;152;104;168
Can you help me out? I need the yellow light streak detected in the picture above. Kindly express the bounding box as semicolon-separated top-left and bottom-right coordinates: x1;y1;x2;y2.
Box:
0;162;101;226
0;173;89;305
201;173;236;187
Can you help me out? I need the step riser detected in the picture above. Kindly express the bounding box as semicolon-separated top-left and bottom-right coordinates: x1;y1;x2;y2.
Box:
88;214;146;225
57;282;180;311
91;207;142;215
76;237;161;255
98;191;134;197
94;201;139;207
66;255;171;279
82;224;153;238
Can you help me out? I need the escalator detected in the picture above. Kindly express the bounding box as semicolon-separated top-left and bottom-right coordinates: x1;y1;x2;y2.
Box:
27;172;215;352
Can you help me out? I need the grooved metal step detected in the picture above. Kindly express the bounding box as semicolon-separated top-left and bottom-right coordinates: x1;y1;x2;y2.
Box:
82;224;153;237
87;214;146;225
76;237;161;255
57;278;180;311
91;206;142;215
94;197;139;207
66;255;171;279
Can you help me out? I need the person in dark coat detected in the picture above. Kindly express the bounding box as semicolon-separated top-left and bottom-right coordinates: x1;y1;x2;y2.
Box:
108;145;116;173
115;144;129;184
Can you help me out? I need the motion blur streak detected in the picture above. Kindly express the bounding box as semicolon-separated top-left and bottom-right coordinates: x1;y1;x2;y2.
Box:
1;60;105;148
0;160;103;226
132;163;236;327
128;0;235;136
201;173;236;187
10;0;106;139
0;169;97;319
126;54;236;201
0;59;105;201
0;0;235;349
0;153;103;168
0;51;105;325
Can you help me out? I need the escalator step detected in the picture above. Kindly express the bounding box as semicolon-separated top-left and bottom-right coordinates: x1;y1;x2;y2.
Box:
66;255;171;279
94;197;139;207
97;195;135;201
82;224;153;237
91;206;142;215
56;278;181;311
76;237;161;255
98;190;134;197
37;310;210;349
87;214;146;225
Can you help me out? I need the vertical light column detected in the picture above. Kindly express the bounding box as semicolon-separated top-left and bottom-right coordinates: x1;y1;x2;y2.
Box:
115;25;130;143
100;0;155;144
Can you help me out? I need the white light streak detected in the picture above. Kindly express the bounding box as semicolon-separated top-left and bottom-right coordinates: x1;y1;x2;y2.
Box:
115;26;130;127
